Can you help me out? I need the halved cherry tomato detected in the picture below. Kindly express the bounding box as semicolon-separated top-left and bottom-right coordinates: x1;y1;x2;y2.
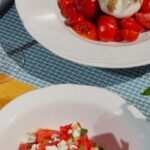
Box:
114;30;123;42
120;17;144;32
75;0;99;19
135;13;150;29
58;0;75;10
19;144;31;150
141;0;150;13
36;129;61;143
121;30;139;42
97;15;118;42
73;20;97;40
62;4;77;18
66;13;85;26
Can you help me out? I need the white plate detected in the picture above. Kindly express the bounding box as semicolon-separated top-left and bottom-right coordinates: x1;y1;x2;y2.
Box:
0;84;150;150
15;0;150;68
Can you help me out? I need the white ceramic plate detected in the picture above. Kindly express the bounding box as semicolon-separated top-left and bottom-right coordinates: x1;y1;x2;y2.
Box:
0;84;150;150
15;0;150;68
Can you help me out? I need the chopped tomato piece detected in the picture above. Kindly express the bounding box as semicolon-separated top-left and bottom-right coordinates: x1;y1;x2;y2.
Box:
19;144;31;150
36;129;61;143
78;135;93;150
60;124;72;140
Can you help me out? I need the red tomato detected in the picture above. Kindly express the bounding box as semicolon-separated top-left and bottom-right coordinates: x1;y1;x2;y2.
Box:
19;144;31;150
114;30;123;42
37;144;46;150
73;20;98;40
97;15;118;42
121;30;139;42
135;12;150;29
78;135;92;150
36;129;61;143
62;4;77;18
60;124;72;140
75;0;99;19
66;13;85;26
58;0;75;10
141;0;150;13
120;17;144;32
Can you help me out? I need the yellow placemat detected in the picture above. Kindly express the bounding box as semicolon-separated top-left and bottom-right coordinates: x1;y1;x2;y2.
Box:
0;74;37;109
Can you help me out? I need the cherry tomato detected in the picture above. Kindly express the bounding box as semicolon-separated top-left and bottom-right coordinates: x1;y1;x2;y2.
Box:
73;20;98;40
121;30;139;42
58;0;75;10
62;4;77;18
36;129;61;143
19;144;31;150
97;15;118;42
120;17;144;32
75;0;99;19
135;13;150;29
114;30;123;42
141;0;150;13
66;13;85;26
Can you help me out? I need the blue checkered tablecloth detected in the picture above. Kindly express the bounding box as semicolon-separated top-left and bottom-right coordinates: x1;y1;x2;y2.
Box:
0;4;150;121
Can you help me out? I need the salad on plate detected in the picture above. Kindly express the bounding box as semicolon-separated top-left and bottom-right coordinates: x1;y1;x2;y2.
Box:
19;123;104;150
58;0;150;42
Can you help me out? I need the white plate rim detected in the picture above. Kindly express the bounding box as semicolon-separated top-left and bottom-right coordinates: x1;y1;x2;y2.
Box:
0;84;148;127
15;0;150;69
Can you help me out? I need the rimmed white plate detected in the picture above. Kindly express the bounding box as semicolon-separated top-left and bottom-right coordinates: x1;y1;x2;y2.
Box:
0;84;150;150
15;0;150;68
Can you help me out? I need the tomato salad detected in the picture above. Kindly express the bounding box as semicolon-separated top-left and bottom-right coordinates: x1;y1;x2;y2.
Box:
19;123;104;150
58;0;150;42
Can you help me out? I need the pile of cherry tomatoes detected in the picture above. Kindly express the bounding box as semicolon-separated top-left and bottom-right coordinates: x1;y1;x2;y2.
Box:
58;0;150;42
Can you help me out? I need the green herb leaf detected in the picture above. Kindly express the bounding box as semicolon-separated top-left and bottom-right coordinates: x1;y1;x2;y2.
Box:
141;87;150;96
81;128;88;136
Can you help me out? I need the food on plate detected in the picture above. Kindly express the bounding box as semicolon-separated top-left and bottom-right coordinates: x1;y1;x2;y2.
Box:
135;13;150;29
140;0;150;13
75;0;100;19
19;122;104;150
97;15;118;42
98;0;143;19
58;0;150;42
73;20;98;40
